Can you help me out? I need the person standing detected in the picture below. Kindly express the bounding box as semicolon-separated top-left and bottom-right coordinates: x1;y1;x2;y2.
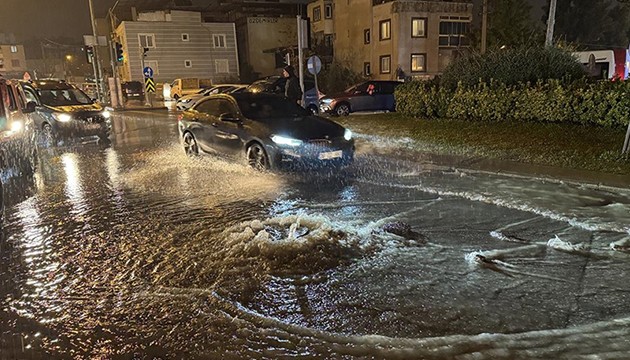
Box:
283;65;303;106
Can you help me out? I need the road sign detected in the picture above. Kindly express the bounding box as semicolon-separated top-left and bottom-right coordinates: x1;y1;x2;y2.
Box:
145;77;156;93
143;66;154;78
307;55;322;75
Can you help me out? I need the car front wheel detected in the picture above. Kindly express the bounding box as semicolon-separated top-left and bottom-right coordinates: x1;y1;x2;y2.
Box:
182;132;199;157
335;103;350;116
246;143;270;171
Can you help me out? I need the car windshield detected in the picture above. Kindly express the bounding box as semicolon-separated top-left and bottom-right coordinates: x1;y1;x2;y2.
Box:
38;88;92;106
237;96;310;120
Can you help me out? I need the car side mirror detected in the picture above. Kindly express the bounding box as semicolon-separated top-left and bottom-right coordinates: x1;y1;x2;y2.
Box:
23;101;37;114
219;113;238;122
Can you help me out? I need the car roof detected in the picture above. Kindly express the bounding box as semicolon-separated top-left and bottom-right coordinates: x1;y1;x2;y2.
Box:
25;79;74;90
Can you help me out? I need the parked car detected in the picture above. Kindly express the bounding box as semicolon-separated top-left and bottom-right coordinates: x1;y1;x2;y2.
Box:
319;80;402;116
176;84;244;111
178;93;354;170
18;79;112;144
246;76;323;114
0;78;37;176
169;78;213;100
122;81;144;101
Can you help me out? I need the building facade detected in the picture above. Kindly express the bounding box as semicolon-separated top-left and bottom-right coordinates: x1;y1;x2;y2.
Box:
115;10;239;83
309;0;472;80
236;16;298;79
0;44;27;76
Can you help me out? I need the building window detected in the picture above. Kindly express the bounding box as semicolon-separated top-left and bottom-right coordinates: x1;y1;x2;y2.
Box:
364;62;371;76
215;59;229;74
11;59;20;68
411;54;426;72
0;59;4;69
379;20;391;41
325;4;333;19
313;6;321;22
364;29;371;44
411;18;427;38
213;34;226;48
10;45;18;53
182;33;189;41
380;55;391;74
324;34;333;47
439;20;471;47
185;60;192;68
138;34;155;48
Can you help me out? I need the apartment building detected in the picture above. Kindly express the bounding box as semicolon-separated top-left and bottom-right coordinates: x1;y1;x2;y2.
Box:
0;44;27;76
308;0;473;80
115;10;239;83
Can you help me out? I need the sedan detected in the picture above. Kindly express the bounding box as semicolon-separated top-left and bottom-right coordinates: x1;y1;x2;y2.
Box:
178;93;354;170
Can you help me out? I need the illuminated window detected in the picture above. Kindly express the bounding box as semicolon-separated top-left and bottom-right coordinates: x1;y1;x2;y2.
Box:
411;54;426;72
379;20;391;41
411;18;427;38
10;45;18;53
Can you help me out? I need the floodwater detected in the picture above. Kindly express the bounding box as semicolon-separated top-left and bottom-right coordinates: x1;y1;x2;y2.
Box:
1;111;630;359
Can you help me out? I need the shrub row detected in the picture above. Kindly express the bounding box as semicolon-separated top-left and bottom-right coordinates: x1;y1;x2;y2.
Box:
395;79;630;128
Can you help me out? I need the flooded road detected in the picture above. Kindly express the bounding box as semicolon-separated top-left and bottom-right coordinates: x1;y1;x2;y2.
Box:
2;110;630;359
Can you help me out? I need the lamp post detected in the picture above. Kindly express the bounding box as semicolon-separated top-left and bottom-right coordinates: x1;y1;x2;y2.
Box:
545;0;557;47
88;0;103;101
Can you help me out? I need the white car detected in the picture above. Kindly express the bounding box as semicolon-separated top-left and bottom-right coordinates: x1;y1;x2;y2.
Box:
175;84;244;110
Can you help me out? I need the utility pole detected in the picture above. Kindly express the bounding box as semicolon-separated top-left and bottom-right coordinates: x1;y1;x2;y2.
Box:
88;0;103;101
481;0;488;54
545;0;557;47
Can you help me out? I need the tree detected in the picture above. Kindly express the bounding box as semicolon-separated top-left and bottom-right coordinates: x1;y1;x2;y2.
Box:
543;0;630;48
487;0;542;48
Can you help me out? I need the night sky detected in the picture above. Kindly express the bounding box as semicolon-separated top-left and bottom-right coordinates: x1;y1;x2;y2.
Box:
0;0;117;42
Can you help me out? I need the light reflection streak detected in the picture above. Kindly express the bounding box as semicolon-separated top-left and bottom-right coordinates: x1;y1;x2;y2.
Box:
61;153;87;217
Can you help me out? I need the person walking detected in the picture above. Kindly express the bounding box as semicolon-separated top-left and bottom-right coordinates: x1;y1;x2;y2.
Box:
283;65;303;106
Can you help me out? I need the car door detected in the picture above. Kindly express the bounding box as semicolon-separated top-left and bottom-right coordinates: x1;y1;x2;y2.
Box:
348;82;372;112
20;84;46;128
378;82;398;111
191;99;221;153
211;99;245;156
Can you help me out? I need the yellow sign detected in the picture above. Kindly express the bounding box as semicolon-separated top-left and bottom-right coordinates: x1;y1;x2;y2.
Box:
145;77;155;93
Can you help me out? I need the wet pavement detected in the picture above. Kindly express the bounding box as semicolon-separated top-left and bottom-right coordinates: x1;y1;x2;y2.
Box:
1;110;630;359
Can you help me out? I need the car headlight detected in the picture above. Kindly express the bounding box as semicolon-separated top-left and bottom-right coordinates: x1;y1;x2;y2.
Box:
54;113;72;122
344;129;352;141
271;135;303;147
11;120;23;133
102;110;111;119
321;98;333;104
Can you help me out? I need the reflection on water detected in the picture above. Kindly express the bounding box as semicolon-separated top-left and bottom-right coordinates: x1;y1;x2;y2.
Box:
1;114;630;358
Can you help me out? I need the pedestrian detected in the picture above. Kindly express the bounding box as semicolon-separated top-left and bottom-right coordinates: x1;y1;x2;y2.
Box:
282;65;303;106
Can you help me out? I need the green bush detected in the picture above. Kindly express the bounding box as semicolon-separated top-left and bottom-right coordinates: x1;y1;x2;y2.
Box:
440;46;587;90
396;78;630;128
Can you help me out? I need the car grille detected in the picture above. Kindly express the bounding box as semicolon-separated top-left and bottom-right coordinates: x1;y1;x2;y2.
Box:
75;113;106;124
309;139;332;147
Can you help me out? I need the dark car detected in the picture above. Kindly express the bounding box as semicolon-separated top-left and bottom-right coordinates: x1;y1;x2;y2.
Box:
178;93;354;170
122;81;144;101
246;76;322;114
319;80;402;116
19;80;112;144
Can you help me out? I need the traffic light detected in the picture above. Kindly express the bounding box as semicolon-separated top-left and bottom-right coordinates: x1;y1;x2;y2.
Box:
115;42;124;62
85;46;94;64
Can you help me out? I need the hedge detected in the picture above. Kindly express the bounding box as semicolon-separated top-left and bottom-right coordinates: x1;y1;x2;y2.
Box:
395;79;630;128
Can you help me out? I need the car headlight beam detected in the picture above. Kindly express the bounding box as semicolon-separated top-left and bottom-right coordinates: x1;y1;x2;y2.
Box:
10;120;23;133
271;135;303;147
344;129;352;141
54;113;72;122
102;110;111;119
